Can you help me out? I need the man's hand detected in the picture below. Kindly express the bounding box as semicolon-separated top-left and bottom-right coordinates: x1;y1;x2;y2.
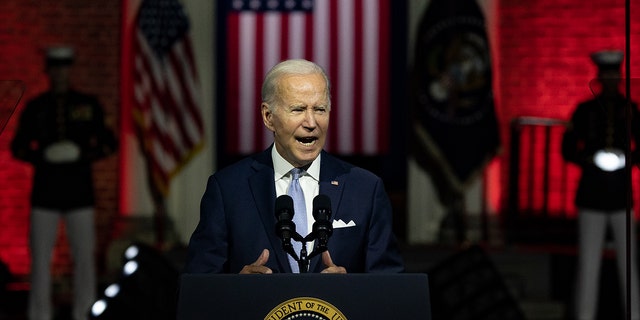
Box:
320;251;346;274
239;249;273;274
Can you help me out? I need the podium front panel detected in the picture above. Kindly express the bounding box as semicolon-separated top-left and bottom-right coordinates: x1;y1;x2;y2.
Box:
177;273;431;320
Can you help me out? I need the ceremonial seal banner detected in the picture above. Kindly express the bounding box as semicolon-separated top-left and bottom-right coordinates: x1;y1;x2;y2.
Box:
411;0;500;187
264;297;347;320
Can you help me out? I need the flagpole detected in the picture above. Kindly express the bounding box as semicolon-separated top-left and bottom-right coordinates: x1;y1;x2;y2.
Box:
133;123;166;249
624;1;631;319
150;185;166;250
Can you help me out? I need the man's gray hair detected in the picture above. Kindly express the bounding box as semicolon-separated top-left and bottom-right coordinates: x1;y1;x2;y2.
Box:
261;59;331;111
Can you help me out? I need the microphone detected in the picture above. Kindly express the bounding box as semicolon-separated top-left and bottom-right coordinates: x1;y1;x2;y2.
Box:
311;194;333;248
274;195;296;243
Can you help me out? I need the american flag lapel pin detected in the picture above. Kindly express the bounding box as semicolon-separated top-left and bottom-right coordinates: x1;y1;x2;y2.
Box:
331;180;339;186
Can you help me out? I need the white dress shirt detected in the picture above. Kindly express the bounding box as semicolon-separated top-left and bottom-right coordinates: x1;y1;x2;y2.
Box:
272;146;320;253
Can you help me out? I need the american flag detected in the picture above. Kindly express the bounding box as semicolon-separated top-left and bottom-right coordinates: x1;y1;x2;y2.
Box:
132;0;205;196
224;0;390;155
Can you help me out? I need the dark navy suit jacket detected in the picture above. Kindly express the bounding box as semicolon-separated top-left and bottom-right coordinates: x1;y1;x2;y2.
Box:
183;146;405;274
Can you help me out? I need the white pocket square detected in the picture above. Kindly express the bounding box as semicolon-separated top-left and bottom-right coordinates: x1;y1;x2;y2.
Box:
332;219;356;228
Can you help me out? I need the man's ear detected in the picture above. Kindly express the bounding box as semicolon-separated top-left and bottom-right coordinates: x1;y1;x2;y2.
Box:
261;103;275;131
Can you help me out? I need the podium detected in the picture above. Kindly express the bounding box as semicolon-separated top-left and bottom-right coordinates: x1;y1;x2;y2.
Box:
177;273;431;320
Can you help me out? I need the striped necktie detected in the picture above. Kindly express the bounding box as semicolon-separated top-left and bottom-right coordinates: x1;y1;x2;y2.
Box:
288;168;307;273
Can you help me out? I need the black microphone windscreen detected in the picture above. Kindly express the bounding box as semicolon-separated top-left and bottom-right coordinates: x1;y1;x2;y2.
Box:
313;194;331;208
275;195;294;219
312;194;331;219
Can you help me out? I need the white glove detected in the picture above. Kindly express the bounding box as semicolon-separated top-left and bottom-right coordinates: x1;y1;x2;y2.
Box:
593;148;625;171
44;140;80;163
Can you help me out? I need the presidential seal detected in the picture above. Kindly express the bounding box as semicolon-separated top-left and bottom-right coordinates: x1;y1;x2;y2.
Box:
415;14;492;126
264;297;347;320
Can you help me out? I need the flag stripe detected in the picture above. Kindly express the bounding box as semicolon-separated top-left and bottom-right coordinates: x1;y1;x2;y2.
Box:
134;40;174;183
353;0;364;153
254;13;267;150
327;0;339;151
362;0;378;153
288;13;305;58
377;0;390;151
313;0;330;150
171;40;204;143
135;30;181;165
337;0;354;154
263;12;281;148
304;10;314;62
226;12;240;152
224;0;390;155
239;13;257;153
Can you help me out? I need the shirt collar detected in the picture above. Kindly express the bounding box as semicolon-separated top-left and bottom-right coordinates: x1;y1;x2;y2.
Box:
272;146;321;182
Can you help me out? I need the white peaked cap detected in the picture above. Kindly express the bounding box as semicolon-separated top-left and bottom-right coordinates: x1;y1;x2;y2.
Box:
46;46;75;60
590;50;623;69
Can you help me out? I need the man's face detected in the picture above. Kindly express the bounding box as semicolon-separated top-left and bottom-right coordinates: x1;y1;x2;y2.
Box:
262;73;330;168
46;64;72;94
598;69;622;94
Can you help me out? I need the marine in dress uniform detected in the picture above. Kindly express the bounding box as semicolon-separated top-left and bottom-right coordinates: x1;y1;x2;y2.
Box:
562;50;640;320
10;46;117;320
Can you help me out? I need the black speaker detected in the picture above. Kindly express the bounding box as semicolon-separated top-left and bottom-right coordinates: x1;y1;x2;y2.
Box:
0;258;14;314
0;258;11;293
427;245;526;320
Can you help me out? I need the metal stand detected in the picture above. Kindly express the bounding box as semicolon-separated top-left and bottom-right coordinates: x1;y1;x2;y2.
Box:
286;233;328;273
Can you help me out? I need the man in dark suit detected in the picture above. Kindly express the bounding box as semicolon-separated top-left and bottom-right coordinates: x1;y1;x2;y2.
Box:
184;59;404;274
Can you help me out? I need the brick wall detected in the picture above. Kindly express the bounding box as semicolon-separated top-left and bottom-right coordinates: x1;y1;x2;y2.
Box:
498;0;635;121
0;1;120;277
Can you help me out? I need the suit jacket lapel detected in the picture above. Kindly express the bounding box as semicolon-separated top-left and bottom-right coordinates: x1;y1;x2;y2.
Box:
249;147;292;273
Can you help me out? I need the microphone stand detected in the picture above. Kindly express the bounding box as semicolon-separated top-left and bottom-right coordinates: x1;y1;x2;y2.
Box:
281;238;299;264
276;222;314;273
295;233;331;273
286;232;310;273
297;238;309;273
